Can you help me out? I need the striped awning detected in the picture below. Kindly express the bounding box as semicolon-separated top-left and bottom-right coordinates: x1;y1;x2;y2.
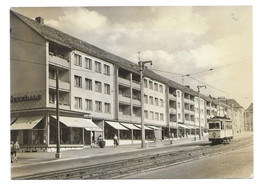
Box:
121;123;141;130
105;121;128;130
11;116;44;130
52;116;103;131
134;124;152;130
147;125;162;130
178;124;190;129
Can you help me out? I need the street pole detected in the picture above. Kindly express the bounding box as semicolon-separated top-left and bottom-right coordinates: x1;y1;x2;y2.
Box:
197;85;206;140
139;60;152;149
55;70;61;159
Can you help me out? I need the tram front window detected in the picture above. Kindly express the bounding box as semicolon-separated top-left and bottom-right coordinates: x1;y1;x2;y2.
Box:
209;123;220;129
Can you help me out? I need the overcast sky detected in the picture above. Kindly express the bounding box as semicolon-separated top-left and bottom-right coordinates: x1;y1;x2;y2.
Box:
11;6;253;108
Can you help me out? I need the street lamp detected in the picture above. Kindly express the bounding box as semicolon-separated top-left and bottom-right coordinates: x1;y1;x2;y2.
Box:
139;60;152;148
197;85;206;140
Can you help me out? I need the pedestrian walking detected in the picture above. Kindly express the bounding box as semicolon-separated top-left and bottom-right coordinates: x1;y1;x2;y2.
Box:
113;134;118;147
12;140;20;162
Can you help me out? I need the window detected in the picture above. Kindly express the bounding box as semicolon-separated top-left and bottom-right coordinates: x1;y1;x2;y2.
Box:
149;81;153;90
104;103;111;113
177;91;180;97
154;83;158;91
144;110;148;119
95;61;102;73
74;75;82;88
104;84;110;94
85;57;92;70
150;111;154;120
160;99;164;107
144;95;148;104
155;112;159;121
49;92;55;103
104;65;110;75
149;96;154;105
144;79;148;88
95;81;102;93
155;98;159;106
177;102;180;109
85;99;92;111
74;54;82;66
159;85;163;93
74;97;82;109
178;113;181;120
95;101;102;112
49;69;56;79
160;113;164;121
85;78;92;90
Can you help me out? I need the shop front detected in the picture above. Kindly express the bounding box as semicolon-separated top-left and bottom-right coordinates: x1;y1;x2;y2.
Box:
10;114;103;152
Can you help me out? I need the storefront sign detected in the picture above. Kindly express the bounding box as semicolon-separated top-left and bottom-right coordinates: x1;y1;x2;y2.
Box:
11;95;42;103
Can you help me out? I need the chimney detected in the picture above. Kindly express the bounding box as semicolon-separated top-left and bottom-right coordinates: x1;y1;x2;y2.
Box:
35;17;44;24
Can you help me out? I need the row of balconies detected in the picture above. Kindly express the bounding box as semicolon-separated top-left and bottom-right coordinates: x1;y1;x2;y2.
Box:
118;77;140;90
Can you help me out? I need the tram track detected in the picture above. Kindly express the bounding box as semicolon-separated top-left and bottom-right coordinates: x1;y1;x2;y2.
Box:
13;134;253;180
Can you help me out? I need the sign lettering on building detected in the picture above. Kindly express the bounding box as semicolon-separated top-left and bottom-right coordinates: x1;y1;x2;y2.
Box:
10;95;42;103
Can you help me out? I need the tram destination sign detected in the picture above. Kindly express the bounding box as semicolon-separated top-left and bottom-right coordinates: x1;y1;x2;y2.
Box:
11;94;42;103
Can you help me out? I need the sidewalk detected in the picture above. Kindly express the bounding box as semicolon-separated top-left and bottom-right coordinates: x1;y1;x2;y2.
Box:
11;136;204;168
11;132;252;168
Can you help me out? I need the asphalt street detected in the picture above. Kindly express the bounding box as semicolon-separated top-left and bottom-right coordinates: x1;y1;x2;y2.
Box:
123;144;253;179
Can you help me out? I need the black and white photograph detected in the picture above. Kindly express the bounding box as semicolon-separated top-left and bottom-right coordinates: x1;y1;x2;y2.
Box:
4;0;258;183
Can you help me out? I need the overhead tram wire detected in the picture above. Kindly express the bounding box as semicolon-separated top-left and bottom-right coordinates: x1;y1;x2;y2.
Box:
150;66;248;100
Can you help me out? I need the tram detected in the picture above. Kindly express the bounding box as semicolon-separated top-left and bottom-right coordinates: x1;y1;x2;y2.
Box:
208;116;233;144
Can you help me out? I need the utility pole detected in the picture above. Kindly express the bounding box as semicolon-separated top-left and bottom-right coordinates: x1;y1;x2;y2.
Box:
139;58;152;149
197;85;206;140
55;69;61;159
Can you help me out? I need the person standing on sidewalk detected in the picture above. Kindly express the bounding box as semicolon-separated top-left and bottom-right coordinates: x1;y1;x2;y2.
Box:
113;134;118;147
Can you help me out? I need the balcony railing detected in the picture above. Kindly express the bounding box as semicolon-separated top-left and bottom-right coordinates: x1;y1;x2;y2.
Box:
119;94;131;104
118;77;131;86
49;102;70;110
132;80;140;90
48;54;69;69
118;114;131;121
169;94;176;101
133;99;141;106
169;108;177;114
49;79;70;91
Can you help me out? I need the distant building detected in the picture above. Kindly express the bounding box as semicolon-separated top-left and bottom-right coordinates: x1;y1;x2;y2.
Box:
244;103;253;132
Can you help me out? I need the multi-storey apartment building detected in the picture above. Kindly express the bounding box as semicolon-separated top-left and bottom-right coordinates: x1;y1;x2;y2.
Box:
10;11;246;151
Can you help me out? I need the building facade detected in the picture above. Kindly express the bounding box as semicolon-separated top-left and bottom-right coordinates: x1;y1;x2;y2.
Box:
10;11;246;151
